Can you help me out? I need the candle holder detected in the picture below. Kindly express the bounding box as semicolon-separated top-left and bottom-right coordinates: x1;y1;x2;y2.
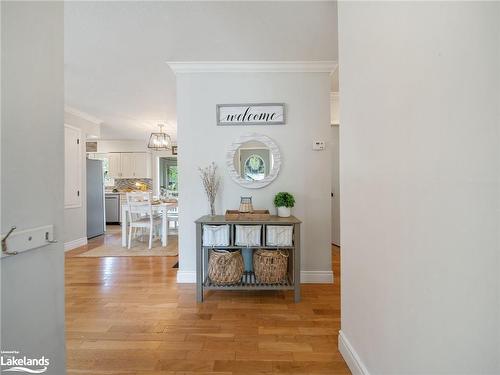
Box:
239;196;254;213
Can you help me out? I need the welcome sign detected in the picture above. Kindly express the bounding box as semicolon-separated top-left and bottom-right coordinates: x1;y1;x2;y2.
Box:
217;103;286;126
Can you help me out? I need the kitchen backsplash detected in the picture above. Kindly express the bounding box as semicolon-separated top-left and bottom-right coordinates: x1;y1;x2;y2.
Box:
113;178;153;191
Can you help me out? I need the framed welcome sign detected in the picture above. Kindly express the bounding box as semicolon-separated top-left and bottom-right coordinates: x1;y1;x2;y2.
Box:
217;103;286;126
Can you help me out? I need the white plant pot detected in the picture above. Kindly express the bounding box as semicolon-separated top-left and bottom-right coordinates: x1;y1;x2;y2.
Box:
277;206;291;218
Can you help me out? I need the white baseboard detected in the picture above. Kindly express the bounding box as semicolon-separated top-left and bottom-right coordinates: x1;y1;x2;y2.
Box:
64;237;87;252
176;270;334;284
338;330;370;375
300;270;333;283
176;270;196;283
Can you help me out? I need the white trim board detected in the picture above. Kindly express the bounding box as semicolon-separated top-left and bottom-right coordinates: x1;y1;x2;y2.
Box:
65;106;103;125
64;237;87;252
167;61;338;74
176;270;333;284
330;91;339;101
338;330;370;375
300;271;333;284
301;270;333;283
64;124;83;209
176;270;196;283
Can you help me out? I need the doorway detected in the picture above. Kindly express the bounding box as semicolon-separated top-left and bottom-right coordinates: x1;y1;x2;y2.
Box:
159;157;178;198
331;124;340;246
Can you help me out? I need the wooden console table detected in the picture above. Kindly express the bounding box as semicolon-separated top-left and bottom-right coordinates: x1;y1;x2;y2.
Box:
195;215;302;302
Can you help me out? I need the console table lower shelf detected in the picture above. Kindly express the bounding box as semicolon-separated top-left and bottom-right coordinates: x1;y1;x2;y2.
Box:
195;215;302;303
204;271;294;290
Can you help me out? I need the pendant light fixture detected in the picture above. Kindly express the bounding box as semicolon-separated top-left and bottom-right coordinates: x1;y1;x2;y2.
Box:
148;124;172;151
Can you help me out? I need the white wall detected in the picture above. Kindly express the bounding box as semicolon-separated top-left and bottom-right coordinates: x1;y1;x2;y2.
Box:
1;2;66;372
338;2;500;374
96;140;149;153
63;112;101;247
176;71;332;281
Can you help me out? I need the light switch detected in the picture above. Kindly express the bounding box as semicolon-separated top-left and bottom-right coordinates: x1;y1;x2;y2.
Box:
312;141;325;151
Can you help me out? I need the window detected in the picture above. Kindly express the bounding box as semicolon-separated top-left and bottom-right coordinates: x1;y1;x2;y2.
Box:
101;157;115;187
159;157;178;195
88;153;114;187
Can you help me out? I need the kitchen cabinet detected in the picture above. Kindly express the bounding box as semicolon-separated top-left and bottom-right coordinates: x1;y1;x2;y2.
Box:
132;153;150;178
120;153;136;178
108;153;122;178
107;152;151;179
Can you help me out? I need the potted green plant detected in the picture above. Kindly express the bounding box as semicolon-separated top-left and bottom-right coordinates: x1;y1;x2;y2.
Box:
273;192;295;218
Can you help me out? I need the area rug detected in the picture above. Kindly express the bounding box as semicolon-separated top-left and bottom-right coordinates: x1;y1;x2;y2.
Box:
77;236;178;257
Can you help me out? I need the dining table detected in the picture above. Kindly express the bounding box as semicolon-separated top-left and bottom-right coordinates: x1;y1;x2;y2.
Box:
121;201;177;247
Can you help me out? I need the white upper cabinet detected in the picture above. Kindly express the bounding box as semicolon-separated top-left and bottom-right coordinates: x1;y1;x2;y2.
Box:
131;153;150;178
120;153;136;178
106;152;151;179
64;124;82;208
107;153;122;178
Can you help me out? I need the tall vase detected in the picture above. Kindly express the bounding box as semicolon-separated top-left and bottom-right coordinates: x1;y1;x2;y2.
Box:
209;200;216;216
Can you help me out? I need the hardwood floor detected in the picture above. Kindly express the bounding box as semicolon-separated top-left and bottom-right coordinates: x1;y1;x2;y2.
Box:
65;232;349;374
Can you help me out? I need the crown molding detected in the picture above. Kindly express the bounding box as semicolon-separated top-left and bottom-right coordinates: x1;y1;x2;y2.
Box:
167;61;338;74
65;106;103;125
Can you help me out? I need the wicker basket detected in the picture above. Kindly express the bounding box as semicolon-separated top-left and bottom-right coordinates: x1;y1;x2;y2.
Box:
253;249;289;284
208;249;244;285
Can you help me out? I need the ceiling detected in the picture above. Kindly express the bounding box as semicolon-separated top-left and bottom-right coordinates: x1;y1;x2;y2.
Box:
64;1;338;141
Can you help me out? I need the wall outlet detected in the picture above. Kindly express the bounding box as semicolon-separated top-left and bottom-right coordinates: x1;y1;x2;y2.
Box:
312;141;325;151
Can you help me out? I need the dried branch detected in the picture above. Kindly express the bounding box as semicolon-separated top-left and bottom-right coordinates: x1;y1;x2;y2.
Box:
199;162;221;215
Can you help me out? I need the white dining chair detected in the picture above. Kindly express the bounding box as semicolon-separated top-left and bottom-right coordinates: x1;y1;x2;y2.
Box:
127;191;152;203
126;192;160;249
167;205;179;233
166;190;178;198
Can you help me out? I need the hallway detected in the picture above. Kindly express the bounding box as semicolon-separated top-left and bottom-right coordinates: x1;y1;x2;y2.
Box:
65;238;348;374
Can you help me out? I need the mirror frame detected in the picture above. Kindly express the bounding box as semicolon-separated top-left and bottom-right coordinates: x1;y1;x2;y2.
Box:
226;133;281;189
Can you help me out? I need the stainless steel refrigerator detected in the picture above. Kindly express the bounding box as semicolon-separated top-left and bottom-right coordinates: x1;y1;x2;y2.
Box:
86;159;105;238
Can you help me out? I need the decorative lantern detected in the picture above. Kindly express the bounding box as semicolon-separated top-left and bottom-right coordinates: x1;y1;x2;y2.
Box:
148;124;172;151
239;196;253;213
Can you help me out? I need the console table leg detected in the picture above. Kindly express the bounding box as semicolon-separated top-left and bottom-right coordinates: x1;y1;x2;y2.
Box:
196;223;203;302
294;223;301;302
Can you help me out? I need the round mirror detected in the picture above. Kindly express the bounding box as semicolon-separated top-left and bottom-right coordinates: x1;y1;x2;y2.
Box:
226;134;281;189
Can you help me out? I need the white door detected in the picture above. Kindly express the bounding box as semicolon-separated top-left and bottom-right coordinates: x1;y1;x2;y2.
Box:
331;125;340;245
108;153;122;178
64;124;82;208
121;153;136;178
2;2;66;371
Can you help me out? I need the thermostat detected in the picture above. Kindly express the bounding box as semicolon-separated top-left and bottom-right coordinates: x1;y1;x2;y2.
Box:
312;141;325;151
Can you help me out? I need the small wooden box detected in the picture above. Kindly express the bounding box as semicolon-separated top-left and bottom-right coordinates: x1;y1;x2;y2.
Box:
225;210;271;221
